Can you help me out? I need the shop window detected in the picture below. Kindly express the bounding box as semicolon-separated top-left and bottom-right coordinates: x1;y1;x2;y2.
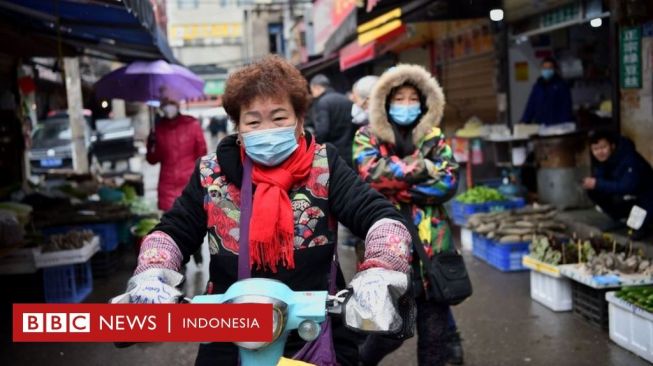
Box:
268;23;284;55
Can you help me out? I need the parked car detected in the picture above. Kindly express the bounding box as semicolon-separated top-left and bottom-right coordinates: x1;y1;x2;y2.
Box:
29;112;136;174
91;117;137;164
29;115;93;173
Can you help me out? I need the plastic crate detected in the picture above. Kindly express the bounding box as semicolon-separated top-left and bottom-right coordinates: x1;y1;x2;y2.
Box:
43;223;119;252
42;261;93;303
486;240;530;272
91;249;122;278
504;197;526;210
607;292;653;363
472;233;488;261
451;198;526;226
451;201;487;226
530;270;572;311
572;281;610;330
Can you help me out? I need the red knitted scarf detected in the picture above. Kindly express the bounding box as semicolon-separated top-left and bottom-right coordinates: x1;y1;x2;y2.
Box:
242;137;316;272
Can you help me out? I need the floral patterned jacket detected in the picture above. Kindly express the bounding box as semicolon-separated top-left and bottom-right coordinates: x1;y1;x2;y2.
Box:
152;134;405;294
353;64;459;256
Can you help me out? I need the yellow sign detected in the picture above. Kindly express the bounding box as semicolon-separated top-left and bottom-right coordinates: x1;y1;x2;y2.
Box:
169;23;243;41
357;8;402;46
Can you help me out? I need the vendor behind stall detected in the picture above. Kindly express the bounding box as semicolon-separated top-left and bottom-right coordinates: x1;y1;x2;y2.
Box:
520;58;574;126
582;129;653;239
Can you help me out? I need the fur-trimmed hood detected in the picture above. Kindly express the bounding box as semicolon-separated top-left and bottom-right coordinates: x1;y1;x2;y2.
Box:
368;64;445;145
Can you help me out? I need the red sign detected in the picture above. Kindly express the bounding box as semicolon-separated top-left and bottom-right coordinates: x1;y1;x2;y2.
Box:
13;303;273;342
339;40;376;71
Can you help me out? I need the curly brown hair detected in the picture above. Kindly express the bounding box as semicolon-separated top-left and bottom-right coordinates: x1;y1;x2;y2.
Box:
222;55;311;126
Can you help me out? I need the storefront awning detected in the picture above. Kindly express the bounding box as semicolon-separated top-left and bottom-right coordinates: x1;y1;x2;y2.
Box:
0;0;176;63
297;53;339;76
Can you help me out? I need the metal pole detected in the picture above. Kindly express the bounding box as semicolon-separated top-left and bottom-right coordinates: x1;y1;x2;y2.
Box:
63;57;89;174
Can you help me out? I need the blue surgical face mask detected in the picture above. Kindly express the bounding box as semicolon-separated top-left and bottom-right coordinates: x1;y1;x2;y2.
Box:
241;124;298;166
541;69;555;80
389;104;421;125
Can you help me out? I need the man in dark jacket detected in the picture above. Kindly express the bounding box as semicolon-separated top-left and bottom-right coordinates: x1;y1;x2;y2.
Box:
520;58;574;126
307;74;355;166
583;130;653;239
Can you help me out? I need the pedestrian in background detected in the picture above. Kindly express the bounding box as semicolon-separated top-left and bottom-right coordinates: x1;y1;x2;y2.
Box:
583;129;653;239
520;57;574;127
338;75;380;283
350;75;378;128
208;113;228;150
147;99;208;212
353;64;463;366
306;74;355;166
333;75;381;283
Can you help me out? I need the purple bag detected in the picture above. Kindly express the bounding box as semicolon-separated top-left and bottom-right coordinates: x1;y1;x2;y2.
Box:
240;157;339;366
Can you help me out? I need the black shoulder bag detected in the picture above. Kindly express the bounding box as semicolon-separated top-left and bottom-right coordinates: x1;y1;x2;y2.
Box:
401;204;472;305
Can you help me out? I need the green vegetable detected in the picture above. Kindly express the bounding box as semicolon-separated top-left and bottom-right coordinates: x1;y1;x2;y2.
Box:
132;218;159;238
121;185;138;204
455;186;505;204
617;286;653;313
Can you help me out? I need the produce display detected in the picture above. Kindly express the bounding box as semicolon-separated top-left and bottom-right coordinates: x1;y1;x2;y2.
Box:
582;251;652;276
529;232;653;276
616;286;653;313
121;186;158;216
42;230;94;252
529;236;592;265
467;204;566;244
132;218;159;238
455;186;505;204
455;117;486;138
121;185;138;203
528;235;623;265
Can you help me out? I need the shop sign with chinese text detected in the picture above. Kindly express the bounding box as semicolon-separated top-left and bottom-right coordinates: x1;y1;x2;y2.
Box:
620;26;642;89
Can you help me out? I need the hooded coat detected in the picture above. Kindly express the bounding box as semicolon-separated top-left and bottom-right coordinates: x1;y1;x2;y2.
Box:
353;64;459;255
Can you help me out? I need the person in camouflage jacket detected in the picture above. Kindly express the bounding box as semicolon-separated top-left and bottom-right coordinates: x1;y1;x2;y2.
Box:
353;64;463;366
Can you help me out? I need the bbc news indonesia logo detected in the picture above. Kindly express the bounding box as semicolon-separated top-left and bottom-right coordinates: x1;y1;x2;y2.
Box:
13;304;272;342
23;313;91;333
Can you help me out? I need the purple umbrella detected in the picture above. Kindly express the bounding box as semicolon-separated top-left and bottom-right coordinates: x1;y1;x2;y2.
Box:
94;60;205;102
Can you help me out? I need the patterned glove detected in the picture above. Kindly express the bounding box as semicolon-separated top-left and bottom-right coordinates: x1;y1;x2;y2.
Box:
359;219;411;273
111;231;185;304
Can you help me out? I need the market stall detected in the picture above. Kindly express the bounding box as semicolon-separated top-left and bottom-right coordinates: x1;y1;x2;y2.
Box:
0;176;159;303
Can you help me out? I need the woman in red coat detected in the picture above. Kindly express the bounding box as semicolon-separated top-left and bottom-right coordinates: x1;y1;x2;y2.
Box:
146;100;208;211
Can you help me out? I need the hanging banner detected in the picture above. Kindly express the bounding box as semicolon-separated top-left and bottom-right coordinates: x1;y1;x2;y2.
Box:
620;26;642;89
